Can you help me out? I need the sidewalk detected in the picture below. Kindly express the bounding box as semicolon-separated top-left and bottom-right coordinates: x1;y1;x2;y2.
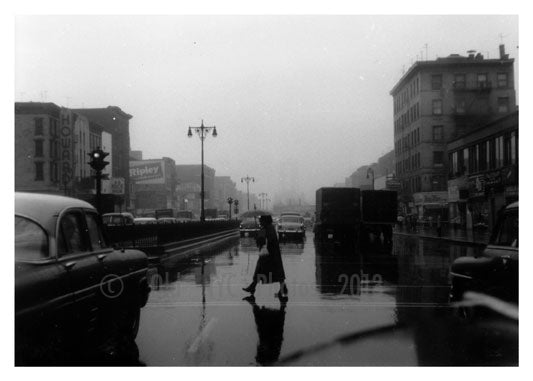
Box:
394;225;490;246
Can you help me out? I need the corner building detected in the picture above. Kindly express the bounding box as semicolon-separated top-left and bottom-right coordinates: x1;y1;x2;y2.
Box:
390;45;516;219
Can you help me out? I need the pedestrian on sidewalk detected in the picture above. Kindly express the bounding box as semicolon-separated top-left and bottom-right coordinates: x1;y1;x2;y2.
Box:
436;214;442;237
243;214;288;299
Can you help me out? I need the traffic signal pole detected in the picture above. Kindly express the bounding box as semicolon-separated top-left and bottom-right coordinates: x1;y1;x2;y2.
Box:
88;148;110;214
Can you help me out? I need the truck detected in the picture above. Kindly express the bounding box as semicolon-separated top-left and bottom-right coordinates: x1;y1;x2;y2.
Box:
314;187;397;246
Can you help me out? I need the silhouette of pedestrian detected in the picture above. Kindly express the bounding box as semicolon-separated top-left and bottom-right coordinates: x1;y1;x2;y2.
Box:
436;214;442;237
243;296;286;365
243;215;288;298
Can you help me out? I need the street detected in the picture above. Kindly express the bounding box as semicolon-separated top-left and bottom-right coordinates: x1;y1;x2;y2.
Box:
131;233;516;366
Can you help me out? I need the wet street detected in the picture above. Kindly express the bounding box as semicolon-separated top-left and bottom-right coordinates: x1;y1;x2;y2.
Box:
134;233;517;366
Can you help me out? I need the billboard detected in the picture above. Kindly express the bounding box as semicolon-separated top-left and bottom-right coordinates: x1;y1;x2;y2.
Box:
130;160;165;184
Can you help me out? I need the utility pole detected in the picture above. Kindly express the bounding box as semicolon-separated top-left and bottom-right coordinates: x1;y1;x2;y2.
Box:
241;175;255;211
188;120;218;222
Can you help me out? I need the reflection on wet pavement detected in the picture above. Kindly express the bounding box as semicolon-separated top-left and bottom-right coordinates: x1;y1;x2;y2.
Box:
134;233;516;366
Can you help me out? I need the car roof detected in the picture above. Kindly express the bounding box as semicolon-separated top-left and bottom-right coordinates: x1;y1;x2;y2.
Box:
103;212;133;216
15;192;95;235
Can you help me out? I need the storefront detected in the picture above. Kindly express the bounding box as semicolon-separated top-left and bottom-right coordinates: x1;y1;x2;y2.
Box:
412;191;448;223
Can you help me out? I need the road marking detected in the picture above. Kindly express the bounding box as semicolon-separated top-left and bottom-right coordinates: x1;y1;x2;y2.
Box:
187;318;218;353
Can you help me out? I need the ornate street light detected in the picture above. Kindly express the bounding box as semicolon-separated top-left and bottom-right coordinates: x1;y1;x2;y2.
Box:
241;175;255;211
188;119;217;222
227;197;234;220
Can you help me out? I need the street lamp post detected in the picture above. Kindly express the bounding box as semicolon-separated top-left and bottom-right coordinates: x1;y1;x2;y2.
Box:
241;175;255;211
188;120;217;222
227;197;234;220
366;167;375;190
258;192;267;209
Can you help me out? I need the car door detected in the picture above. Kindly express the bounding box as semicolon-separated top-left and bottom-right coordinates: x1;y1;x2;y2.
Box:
56;208;104;336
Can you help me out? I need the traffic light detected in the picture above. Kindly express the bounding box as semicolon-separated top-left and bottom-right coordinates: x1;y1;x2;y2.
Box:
88;148;110;172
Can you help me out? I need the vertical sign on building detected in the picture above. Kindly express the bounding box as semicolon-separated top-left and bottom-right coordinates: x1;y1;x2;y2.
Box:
60;109;74;194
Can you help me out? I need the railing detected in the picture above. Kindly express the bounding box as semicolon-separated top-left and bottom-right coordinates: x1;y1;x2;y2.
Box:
104;220;240;248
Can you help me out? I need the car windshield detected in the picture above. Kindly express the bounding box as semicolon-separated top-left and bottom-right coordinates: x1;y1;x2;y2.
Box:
281;216;301;224
15;216;48;261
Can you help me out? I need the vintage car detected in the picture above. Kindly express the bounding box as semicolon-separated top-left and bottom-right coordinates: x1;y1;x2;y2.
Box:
239;217;260;237
15;193;151;364
277;214;306;241
134;217;158;225
449;202;518;304
102;212;135;226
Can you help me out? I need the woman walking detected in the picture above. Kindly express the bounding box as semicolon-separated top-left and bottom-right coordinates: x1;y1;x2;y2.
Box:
243;215;288;298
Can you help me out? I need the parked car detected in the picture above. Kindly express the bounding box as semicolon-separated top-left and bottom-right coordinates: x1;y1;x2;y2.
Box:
450;202;518;304
157;217;179;224
278;214;305;241
102;212;135;226
134;217;158;225
15;193;151;364
239;217;260;237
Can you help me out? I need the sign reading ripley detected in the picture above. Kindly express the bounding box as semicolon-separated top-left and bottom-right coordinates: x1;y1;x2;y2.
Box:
130;161;165;184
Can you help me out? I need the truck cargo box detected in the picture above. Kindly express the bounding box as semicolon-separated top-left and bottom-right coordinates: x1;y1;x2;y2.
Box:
361;190;397;224
315;187;361;227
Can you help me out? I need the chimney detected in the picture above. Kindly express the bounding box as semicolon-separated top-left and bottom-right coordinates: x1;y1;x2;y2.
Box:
499;44;509;59
467;50;476;59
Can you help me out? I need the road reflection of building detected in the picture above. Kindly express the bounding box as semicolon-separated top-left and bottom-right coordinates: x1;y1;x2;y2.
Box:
244;296;287;365
314;240;397;296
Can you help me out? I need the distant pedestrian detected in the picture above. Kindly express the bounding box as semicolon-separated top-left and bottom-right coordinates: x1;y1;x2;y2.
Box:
243;215;288;298
436;215;442;237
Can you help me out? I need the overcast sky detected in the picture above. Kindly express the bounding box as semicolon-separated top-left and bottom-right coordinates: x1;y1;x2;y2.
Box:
15;15;519;203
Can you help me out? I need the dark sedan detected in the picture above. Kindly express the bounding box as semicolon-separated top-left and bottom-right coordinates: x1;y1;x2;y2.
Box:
239;217;260;237
15;193;151;364
450;202;518;304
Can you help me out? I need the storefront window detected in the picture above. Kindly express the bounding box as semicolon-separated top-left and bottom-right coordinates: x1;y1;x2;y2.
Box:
510;131;517;164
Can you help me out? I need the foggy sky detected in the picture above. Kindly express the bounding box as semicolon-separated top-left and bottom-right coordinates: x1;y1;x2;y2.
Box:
15;15;519;203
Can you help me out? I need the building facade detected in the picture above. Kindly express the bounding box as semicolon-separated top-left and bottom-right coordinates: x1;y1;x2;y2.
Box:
15;102;62;194
130;157;177;215
72;106;133;209
390;45;516;218
175;164;216;217
447;111;518;231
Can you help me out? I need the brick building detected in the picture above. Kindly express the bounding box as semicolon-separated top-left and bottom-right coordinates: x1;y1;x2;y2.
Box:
72;106;132;209
390;45;516;218
447;110;518;231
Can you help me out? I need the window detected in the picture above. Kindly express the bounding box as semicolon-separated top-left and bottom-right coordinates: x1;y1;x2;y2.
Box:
35;162;44;181
489;139;496;169
432;99;442;115
432;125;443;141
433;151;444;167
469;146;478;173
58;212;90;255
34;118;44;136
450;152;458;176
34;140;43;157
478;142;487;171
496;136;504;167
454;73;465;88
463;148;469;174
455;100;466;114
477;73;488;87
85;212;108;250
15;216;48;261
431;175;446;191
498;97;509;113
431;74;443;90
497;73;508;88
510;131;517;165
